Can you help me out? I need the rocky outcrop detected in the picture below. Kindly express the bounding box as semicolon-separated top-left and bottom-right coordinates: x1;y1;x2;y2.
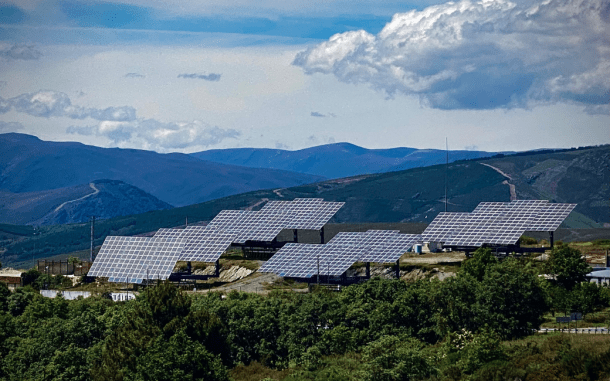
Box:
193;265;253;282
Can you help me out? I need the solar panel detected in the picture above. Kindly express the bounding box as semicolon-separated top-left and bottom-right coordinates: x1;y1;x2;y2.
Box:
327;231;363;246
259;242;364;278
482;200;547;245
528;203;576;231
362;234;422;263
179;226;237;262
434;200;575;247
291;202;344;230
261;199;345;230
89;236;185;283
444;204;509;246
258;243;325;277
327;230;400;247
316;245;365;277
421;213;469;242
233;211;292;243
207;210;246;230
153;228;186;239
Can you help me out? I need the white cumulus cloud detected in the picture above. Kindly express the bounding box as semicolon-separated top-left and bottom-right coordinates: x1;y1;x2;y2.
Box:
293;0;610;112
0;43;42;60
1;90;137;121
67;118;240;152
0;121;24;132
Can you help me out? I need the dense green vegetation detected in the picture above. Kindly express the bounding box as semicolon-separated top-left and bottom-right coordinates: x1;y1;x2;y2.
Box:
1;247;609;380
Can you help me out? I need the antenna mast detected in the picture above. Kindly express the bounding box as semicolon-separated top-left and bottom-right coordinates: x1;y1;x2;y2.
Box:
90;216;95;262
445;138;448;213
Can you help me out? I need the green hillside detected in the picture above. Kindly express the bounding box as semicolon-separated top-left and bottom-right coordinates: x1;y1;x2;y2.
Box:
1;145;607;266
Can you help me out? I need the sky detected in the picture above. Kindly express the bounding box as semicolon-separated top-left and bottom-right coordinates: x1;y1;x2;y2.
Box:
0;0;608;153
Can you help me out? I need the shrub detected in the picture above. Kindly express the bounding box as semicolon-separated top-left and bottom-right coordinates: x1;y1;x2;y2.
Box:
519;236;538;245
361;335;435;381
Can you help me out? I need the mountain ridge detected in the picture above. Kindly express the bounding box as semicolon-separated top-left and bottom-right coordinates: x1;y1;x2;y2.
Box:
190;141;512;178
0;179;174;226
0;133;324;207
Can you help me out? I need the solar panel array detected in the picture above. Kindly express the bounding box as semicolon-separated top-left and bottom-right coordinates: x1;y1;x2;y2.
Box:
364;233;422;263
259;229;422;278
258;243;365;278
178;226;238;262
90;198;345;283
207;198;345;243
422;200;576;247
153;226;237;262
88;236;185;283
420;213;469;242
327;230;420;263
260;198;345;230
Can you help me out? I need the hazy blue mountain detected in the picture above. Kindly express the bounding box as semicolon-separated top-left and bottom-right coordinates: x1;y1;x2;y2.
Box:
190;142;507;178
0;133;323;207
0;179;174;226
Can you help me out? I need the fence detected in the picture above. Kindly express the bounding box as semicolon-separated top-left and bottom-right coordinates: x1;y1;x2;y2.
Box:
37;260;92;276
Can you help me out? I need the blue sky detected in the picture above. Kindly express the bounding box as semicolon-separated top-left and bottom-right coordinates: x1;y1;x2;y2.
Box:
0;0;608;153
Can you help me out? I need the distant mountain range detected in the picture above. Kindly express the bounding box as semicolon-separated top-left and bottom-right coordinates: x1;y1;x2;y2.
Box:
0;179;172;225
0;133;323;209
191;142;509;178
2;144;606;266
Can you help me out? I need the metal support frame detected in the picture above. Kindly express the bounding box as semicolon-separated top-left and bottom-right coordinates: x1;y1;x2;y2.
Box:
186;261;192;275
549;231;554;249
395;259;400;279
366;262;371;279
293;229;298;243
317;255;320;285
320;226;325;244
215;260;220;277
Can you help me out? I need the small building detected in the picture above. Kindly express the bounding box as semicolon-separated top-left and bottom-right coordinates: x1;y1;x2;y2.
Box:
0;269;23;290
586;268;610;285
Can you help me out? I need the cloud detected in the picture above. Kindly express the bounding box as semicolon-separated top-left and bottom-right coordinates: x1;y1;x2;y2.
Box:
178;73;222;81
0;121;24;132
67;118;240;151
0;97;10;114
0;43;42;60
124;72;145;78
275;141;289;149
310;111;337;117
293;0;610;111
1;90;136;121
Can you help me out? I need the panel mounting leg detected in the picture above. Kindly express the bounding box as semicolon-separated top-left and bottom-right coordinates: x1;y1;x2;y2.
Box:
366;262;370;279
320;226;325;244
293;229;298;243
215;260;220;277
395;259;400;279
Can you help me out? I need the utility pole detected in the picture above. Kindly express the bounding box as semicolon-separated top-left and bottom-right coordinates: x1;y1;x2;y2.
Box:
317;254;320;285
90;216;95;262
445;137;448;213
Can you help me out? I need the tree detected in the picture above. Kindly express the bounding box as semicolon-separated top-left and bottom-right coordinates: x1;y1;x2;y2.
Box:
361;335;436;381
475;258;547;339
546;246;590;290
0;282;10;312
134;329;228;381
461;247;498;282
